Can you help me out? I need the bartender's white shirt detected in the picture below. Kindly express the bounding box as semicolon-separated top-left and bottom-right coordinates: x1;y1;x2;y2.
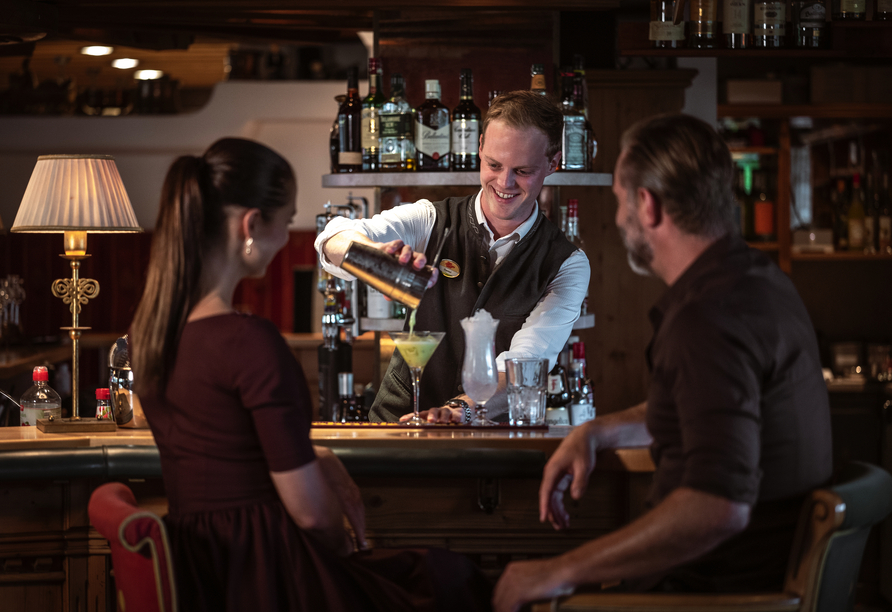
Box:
315;190;591;371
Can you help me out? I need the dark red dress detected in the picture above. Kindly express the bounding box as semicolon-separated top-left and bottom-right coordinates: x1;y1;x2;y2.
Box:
140;313;491;611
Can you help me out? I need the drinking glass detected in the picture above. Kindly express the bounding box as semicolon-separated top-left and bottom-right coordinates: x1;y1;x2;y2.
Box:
389;331;445;426
460;313;499;426
506;357;548;426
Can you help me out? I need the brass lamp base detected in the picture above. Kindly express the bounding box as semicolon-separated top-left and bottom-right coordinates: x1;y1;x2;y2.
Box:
37;417;116;433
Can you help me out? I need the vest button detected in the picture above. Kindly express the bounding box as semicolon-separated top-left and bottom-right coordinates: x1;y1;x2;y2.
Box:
477;281;483;288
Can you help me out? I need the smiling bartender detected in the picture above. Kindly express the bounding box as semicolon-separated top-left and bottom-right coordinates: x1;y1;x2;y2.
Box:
315;90;590;423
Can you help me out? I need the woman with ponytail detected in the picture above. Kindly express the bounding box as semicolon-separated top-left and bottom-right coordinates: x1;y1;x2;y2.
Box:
131;138;491;612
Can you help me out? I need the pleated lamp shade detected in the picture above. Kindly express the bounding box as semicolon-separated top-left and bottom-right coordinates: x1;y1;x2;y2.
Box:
11;155;142;233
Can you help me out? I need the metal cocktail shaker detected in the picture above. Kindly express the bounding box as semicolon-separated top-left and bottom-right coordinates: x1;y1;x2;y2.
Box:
341;242;433;310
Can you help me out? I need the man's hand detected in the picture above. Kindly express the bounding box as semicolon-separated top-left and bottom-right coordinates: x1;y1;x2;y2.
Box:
398;406;463;424
493;558;574;612
314;446;368;550
377;239;439;288
539;420;598;530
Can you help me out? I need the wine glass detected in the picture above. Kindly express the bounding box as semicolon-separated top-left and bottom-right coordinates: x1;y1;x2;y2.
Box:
460;313;499;426
389;331;445;426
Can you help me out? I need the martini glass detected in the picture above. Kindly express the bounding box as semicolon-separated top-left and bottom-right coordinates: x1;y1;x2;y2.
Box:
389;331;446;426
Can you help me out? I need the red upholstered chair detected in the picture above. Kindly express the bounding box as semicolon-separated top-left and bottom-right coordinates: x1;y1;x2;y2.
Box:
89;482;178;612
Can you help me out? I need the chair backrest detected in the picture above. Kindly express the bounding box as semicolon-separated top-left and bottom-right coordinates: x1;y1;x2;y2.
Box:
88;482;178;612
784;461;892;612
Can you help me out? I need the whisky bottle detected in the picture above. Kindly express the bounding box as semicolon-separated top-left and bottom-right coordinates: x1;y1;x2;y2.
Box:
688;0;719;48
753;170;776;241
572;58;596;170
792;0;828;47
650;0;686;48
380;73;415;172
876;0;892;19
530;64;547;97
335;67;362;173
754;0;786;47
451;68;481;171
566;199;586;251
723;0;753;48
879;173;892;254
848;174;866;250
559;70;587;172
832;0;866;19
415;79;450;171
361;58;385;172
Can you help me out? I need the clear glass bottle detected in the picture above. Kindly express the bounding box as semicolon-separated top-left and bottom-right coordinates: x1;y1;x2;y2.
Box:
724;0;753;48
560;71;587;172
568;341;595;425
650;0;687;48
20;366;61;426
688;0;719;48
832;0;866;19
379;73;415;172
754;0;786;47
451;68;481;171
530;64;547;97
792;0;828;48
336;67;362;173
96;388;113;420
361;58;385;172
338;372;362;423
566;199;586;251
415;79;450;171
571;60;596;171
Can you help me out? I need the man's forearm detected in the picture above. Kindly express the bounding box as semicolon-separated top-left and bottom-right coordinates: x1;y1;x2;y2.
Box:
548;487;750;588
321;230;374;267
589;401;652;450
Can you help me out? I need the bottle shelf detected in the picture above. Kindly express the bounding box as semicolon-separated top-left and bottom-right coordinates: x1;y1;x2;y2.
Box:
791;251;892;261
574;313;595;330
322;172;613;188
719;104;892;119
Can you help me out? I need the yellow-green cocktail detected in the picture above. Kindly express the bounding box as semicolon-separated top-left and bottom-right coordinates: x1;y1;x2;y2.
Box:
389;330;445;425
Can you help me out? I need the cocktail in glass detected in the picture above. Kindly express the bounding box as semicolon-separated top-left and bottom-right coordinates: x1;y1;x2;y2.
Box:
389;331;446;426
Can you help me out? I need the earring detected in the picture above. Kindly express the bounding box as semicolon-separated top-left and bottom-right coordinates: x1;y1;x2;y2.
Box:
245;237;254;255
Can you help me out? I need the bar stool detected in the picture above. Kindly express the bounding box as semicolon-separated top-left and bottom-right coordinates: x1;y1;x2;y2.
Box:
531;461;892;612
89;482;178;612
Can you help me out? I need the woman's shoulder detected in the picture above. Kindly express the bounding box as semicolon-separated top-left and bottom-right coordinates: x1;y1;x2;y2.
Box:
185;313;286;350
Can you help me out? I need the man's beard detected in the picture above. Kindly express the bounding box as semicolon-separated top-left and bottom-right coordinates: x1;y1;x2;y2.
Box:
619;215;654;277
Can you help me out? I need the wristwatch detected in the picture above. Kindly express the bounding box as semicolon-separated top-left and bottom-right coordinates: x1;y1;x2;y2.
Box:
445;399;472;424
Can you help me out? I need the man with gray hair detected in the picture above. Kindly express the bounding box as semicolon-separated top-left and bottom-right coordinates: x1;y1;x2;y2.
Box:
493;114;832;612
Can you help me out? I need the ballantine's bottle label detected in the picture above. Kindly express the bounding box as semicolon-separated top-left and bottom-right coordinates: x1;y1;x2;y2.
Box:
416;121;450;160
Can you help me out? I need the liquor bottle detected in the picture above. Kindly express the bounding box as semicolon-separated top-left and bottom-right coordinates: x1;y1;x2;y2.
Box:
338;372;363;423
864;172;878;254
544;362;571;426
96;388;113;420
832;178;849;251
723;0;753;48
879;172;892;254
361;58;385;172
877;0;892;19
792;0;828;48
329;94;345;174
566;199;586;251
754;0;786;47
379;73;415;172
848;173;866;250
19;366;62;426
832;0;866;18
335;67;362;173
415;79;450;171
567;341;595;426
753;170;776;241
559;70;587;172
571;60;597;171
451;68;481;171
530;64;547;97
365;284;392;318
650;0;686;48
688;0;719;48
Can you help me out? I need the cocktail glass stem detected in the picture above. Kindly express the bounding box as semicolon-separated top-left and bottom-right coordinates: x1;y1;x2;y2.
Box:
406;365;425;425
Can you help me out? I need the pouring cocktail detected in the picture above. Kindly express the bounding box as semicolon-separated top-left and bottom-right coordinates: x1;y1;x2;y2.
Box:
389;331;445;425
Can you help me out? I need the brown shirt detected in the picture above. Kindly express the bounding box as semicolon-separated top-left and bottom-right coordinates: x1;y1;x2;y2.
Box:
643;233;832;591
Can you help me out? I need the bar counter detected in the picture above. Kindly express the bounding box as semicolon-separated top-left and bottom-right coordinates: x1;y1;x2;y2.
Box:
0;425;653;612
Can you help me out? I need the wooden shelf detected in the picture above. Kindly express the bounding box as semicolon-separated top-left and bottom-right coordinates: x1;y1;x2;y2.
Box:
730;146;778;155
748;241;779;251
574;313;595;330
792;251;892;261
322;172;612;188
719;103;892;119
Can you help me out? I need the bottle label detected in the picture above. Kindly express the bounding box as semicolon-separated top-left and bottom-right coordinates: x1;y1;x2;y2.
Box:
799;1;826;25
380;113;412;139
361;108;380;150
569;401;596;426
547;374;564;394
848;218;865;248
531;74;546;92
754;200;775;236
562;116;587;170
338;151;362;165
755;2;785;34
452;118;479;155
649;21;686;40
366;285;391;318
840;0;864;11
723;0;752;33
416;120;450;160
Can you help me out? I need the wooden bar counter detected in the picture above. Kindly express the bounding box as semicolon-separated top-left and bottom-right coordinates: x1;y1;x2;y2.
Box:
0;425;653;612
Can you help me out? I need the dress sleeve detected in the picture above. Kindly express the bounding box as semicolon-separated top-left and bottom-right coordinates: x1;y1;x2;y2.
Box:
661;304;764;505
233;317;316;473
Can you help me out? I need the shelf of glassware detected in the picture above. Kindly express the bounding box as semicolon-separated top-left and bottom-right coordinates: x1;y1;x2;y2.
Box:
322;172;613;188
360;312;595;332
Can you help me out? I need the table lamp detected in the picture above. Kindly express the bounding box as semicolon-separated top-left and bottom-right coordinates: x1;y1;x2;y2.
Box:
11;154;143;432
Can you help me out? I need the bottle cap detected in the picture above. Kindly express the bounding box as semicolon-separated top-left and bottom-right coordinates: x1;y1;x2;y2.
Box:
96;388;111;400
425;79;441;98
572;342;586;360
32;365;48;382
568;199;579;217
346;66;358;90
460;68;472;79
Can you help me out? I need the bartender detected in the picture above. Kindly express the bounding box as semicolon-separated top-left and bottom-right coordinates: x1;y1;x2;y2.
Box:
315;90;590;423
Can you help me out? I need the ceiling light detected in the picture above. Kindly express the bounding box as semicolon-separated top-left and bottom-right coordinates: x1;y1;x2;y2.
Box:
112;58;139;70
81;46;114;56
134;70;164;80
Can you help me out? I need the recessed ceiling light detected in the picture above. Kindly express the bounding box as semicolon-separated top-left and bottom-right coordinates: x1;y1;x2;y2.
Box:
112;58;139;70
81;46;114;56
134;70;164;80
